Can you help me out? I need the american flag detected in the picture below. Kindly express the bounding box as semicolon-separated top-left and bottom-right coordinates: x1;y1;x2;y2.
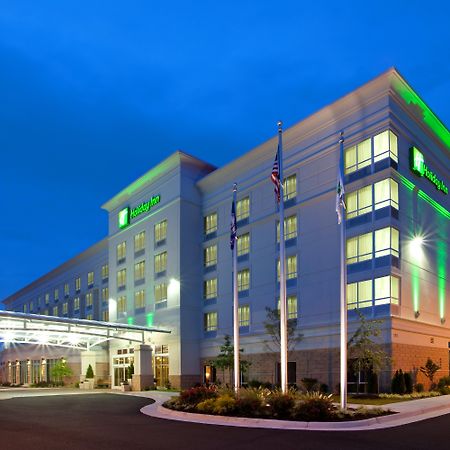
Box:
271;148;280;203
336;173;346;224
230;199;237;250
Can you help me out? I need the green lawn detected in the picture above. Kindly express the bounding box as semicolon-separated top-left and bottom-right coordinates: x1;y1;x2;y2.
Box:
331;395;413;405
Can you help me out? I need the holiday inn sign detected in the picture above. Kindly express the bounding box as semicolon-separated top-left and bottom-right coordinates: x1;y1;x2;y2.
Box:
118;195;161;229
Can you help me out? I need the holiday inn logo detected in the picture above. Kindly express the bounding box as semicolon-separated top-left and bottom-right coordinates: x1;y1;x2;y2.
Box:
409;147;448;195
118;207;130;229
118;195;161;229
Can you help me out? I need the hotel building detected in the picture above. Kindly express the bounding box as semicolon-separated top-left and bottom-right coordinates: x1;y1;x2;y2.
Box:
1;68;449;391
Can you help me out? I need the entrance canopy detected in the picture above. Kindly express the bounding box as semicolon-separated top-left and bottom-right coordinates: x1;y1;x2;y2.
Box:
0;311;170;351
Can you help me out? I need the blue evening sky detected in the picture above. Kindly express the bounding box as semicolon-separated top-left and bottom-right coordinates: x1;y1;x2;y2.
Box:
1;1;449;301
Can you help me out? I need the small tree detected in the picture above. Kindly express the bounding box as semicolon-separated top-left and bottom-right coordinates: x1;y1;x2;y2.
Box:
51;359;73;385
126;363;134;380
419;358;440;389
85;364;94;379
348;311;390;394
263;307;303;353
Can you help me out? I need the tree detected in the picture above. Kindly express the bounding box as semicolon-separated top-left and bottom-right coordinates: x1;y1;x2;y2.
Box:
210;335;250;384
263;307;303;353
419;358;440;388
51;359;73;384
85;364;94;379
348;311;390;394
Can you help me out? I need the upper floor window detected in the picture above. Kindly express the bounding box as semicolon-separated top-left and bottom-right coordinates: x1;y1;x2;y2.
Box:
87;271;94;286
347;275;399;309
284;174;297;201
154;252;167;274
374;178;398;210
238;305;250;327
86;292;93;307
74;297;80;311
117;241;127;262
101;264;109;280
204;278;217;299
102;310;109;322
204;213;218;235
278;295;298;319
101;287;109;302
374;130;398;163
237;233;250;257
236;197;250;221
135;290;145;309
45;293;50;304
52;306;58;316
75;277;81;292
62;303;68;315
204;311;218;332
117;269;127;289
375;227;399;259
154;220;167;244
155;283;167;303
64;283;69;296
117;295;127;313
277;255;298;280
54;288;59;301
277;215;298;242
347;232;372;264
134;260;146;281
134;231;146;253
204;245;217;267
238;268;250;291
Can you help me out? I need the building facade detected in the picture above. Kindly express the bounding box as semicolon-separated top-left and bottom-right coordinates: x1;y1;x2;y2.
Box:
1;68;449;391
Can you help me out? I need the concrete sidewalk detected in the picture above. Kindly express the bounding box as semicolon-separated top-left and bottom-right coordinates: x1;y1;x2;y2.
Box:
136;392;450;431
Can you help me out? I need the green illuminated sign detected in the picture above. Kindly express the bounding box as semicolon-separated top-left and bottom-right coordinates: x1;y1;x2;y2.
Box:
409;147;448;195
118;195;161;229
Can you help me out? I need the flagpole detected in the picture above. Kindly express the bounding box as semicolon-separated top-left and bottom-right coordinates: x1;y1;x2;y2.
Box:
232;183;240;393
338;131;348;409
278;121;288;394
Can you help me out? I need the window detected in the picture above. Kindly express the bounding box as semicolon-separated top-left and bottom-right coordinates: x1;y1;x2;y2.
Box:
374;130;398;163
52;306;58;316
375;227;399;258
238;269;250;291
134;260;146;281
155;283;167;303
117;269;127;289
204;278;217;299
54;288;59;301
101;264;109;280
277;255;298;280
62;303;68;315
349;275;400;309
374;179;398;210
237;233;250;257
75;277;81;292
86;292;93;307
204;312;218;332
87;271;94;286
154;252;167;274
277;215;297;242
284;174;297;200
134;231;146;253
345;137;371;174
64;283;69;297
154;220;167;243
204;213;218;235
347;279;373;310
102;287;109;302
204;245;217;267
238;305;250;327
346;232;372;264
236;197;250;221
346;185;372;219
117;241;126;262
74;297;80;311
135;290;145;309
86;313;93;321
29;301;34;312
375;275;400;306
102;310;109;322
45;293;50;304
117;296;127;313
277;295;298;319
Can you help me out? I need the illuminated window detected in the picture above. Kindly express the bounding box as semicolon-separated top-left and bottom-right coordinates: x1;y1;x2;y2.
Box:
238;269;250;291
154;220;167;243
278;295;298;319
29;301;34;312
117;296;127;313
62;303;68;315
375;276;400;306
238;305;250;327
117;241;126;262
54;288;59;301
375;227;399;258
204;245;217;267
374;179;399;210
101;264;109;280
345;137;371;175
347;279;373;310
204;312;218;332
64;283;69;296
346;232;372;264
86;292;93;307
236;197;250;221
135;290;145;309
374;130;398;163
134;260;146;281
53;306;58;316
154;252;167;274
347;275;400;309
277;215;297;242
277;255;297;280
204;278;217;299
155;283;167;303
134;231;146;252
284;174;297;200
346;185;372;219
45;293;50;304
87;271;94;286
237;233;250;257
204;213;218;235
86;313;93;321
117;269;127;289
101;287;109;302
74;297;80;311
102;310;109;321
75;277;81;292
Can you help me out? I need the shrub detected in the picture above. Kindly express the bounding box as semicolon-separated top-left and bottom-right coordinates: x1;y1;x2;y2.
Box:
293;393;335;421
85;364;94;379
267;391;295;419
415;383;424;393
319;383;329;394
301;377;318;392
235;389;264;417
179;385;218;406
213;394;237;415
391;370;406;394
196;398;217;414
437;376;450;395
404;372;413;394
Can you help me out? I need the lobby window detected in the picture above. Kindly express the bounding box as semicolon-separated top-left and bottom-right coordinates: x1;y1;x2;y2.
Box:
154;219;167;244
236;197;250;221
374;130;398;163
62;303;68;315
237;233;250;257
204;311;218;332
54;288;59;301
204;245;217;267
117;241;126;263
86;292;93;308
204;212;218;235
134;231;146;253
375;276;399;306
278;295;298;319
345;137;371;175
101;264;109;280
238;305;250;327
52;306;58;316
284;174;297;201
134;260;146;281
238;268;250;292
277;215;298;242
155;283;167;304
117;269;127;289
74;297;80;311
45;293;50;304
75;277;81;292
374;178;399;210
87;271;94;287
375;227;399;259
102;310;109;322
347;232;372;264
154;252;167;274
278;255;298;280
204;278;218;299
347;279;373;310
64;283;69;297
117;295;127;314
135;290;145;309
102;287;109;303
